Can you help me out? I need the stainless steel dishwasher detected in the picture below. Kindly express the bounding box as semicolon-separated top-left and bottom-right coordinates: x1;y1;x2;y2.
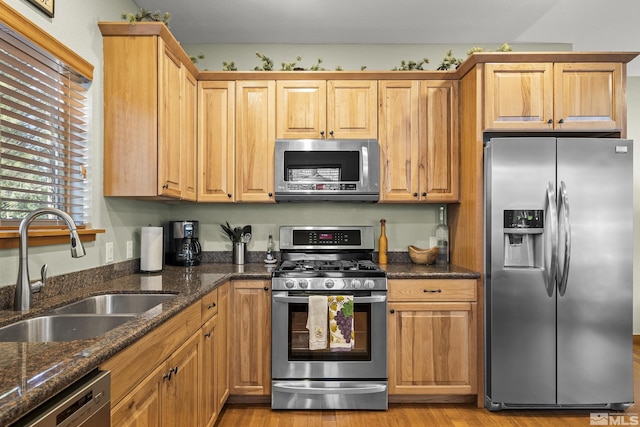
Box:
14;370;110;427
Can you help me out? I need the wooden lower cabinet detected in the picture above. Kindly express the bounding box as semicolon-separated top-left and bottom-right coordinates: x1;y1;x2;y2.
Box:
161;333;200;426
102;284;230;427
110;364;163;427
388;279;477;396
111;332;200;427
200;282;230;427
201;315;219;427
230;280;271;395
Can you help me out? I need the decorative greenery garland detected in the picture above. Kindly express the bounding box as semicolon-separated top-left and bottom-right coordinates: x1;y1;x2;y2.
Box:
121;10;512;71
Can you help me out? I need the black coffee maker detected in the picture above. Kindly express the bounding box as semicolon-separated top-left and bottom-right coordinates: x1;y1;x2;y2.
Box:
166;220;202;266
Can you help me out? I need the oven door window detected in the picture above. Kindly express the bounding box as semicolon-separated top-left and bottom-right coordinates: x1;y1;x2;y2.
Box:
288;299;372;361
284;151;360;183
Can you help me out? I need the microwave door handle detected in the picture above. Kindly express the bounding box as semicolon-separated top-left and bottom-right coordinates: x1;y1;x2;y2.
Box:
272;294;387;304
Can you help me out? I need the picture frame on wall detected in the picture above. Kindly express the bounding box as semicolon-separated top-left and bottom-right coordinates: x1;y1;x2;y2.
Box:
26;0;54;18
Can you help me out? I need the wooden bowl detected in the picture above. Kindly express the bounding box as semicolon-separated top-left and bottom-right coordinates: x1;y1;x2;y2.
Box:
408;245;439;265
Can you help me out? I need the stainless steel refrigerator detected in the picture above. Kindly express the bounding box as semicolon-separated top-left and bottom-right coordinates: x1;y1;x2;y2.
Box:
484;137;633;411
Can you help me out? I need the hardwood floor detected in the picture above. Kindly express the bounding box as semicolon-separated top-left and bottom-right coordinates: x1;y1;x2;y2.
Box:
215;342;640;426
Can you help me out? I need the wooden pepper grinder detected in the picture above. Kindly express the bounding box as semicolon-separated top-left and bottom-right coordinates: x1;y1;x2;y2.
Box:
379;219;388;265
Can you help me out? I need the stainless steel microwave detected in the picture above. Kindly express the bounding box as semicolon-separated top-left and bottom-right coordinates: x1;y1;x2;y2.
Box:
274;139;380;202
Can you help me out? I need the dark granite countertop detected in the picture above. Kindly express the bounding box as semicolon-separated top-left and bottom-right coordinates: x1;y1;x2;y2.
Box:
0;261;478;425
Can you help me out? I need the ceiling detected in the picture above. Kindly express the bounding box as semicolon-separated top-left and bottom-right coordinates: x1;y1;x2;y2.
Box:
133;0;640;74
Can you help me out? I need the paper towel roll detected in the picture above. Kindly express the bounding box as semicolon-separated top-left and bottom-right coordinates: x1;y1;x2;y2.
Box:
141;226;163;272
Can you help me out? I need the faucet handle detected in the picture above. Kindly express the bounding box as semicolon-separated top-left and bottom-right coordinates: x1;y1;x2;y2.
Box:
31;264;47;293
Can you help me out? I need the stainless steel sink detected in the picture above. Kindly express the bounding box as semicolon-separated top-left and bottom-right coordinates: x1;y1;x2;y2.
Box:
51;293;177;315
0;314;136;342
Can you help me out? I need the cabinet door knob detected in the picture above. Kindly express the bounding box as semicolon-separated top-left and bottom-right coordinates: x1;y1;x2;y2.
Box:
413;192;418;197
547;119;553;124
263;286;269;291
329;130;334;137
163;184;169;189
422;192;426;197
389;309;395;314
227;193;232;198
558;118;564;124
268;192;273;197
320;131;325;138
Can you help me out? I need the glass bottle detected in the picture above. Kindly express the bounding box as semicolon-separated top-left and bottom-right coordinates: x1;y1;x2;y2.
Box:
435;206;449;264
266;233;274;261
378;219;388;264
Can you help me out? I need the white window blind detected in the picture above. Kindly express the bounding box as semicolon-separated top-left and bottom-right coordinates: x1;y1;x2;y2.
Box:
0;27;90;226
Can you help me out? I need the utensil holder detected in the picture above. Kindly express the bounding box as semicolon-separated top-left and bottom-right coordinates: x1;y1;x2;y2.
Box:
233;242;247;265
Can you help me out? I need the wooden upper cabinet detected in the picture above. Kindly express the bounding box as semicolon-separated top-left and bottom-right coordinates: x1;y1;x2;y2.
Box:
378;80;420;202
181;70;198;202
276;80;377;139
276;80;326;138
102;29;197;199
484;62;624;131
420;80;459;202
157;44;183;198
327;80;378;139
553;62;624;131
236;81;276;203
198;81;235;202
379;80;459;203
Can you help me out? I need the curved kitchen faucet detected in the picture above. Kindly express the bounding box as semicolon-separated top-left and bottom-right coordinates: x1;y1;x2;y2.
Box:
15;208;86;311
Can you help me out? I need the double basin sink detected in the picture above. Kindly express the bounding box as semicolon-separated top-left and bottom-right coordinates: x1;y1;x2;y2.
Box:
0;293;177;342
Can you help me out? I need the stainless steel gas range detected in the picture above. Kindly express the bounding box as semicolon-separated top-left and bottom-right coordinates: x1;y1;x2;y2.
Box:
271;226;388;410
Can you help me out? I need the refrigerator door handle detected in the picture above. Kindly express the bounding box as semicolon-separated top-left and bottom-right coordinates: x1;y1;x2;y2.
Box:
557;181;572;296
543;182;559;297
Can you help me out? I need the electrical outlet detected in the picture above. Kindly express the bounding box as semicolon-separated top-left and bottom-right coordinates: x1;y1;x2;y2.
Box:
126;240;133;259
106;242;114;263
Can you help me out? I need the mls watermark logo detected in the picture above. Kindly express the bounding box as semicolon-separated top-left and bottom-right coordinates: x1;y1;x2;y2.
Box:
590;413;639;425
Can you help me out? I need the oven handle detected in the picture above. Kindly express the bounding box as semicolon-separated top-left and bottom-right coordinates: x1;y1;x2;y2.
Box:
272;294;387;304
272;382;387;395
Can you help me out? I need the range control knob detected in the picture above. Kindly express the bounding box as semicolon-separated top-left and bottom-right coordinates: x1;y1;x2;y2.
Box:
298;279;309;289
350;279;362;289
364;279;375;289
324;279;335;289
285;280;295;289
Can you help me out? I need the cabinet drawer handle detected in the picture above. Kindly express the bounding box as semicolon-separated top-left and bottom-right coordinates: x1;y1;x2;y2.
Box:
208;303;216;309
423;289;442;293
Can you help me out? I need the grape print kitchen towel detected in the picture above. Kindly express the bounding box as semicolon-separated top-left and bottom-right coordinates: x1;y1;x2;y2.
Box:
328;295;354;350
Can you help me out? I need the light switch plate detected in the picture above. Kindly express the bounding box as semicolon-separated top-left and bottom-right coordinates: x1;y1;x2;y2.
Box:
126;240;133;259
106;242;114;263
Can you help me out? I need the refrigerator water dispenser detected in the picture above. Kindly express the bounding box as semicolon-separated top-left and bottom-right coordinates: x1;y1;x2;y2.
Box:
503;210;543;268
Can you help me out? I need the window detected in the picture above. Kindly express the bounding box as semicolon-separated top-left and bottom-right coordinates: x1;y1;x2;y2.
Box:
0;23;90;226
